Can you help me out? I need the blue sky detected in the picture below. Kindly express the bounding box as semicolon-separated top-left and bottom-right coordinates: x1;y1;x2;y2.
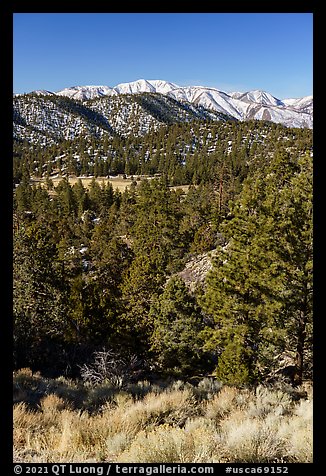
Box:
13;13;313;99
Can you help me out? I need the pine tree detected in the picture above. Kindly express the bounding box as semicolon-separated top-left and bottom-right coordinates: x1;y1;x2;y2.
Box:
271;152;313;383
56;177;77;217
149;276;207;376
120;179;184;354
72;179;89;217
203;151;313;385
14;177;33;213
13;220;68;370
179;183;216;254
88;177;102;213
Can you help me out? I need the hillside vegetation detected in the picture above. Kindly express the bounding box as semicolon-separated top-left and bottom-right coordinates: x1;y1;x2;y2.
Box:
14;146;313;385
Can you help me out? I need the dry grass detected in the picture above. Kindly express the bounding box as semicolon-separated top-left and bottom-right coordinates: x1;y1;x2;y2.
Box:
13;369;313;463
32;176;137;193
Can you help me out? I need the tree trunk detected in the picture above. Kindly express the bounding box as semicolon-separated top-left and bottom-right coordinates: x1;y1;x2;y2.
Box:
293;308;308;386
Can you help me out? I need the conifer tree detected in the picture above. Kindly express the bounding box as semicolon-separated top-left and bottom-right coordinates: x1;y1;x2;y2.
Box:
14;177;33;213
271;152;313;383
56;178;77;217
203;151;313;385
149;276;207;376
13;221;68;370
72;179;89;217
88;177;102;213
120;179;183;354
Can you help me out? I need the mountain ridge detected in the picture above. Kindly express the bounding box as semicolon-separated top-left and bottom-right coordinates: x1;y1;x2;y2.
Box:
15;79;313;129
13;90;231;146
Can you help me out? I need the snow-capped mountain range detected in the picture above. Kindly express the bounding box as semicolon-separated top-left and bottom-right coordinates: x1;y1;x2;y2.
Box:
16;79;312;129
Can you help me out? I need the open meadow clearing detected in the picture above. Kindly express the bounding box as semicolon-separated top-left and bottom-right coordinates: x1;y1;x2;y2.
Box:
30;175;191;194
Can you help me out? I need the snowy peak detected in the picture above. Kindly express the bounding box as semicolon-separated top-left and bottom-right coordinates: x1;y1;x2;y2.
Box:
282;96;313;114
237;90;284;107
55;80;180;99
147;79;180;94
113;79;180;96
114;79;156;95
32;90;55;96
15;90;55;97
56;85;117;101
229;91;245;100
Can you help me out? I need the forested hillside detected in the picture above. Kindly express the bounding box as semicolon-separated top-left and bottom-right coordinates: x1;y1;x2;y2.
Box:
13;105;313;386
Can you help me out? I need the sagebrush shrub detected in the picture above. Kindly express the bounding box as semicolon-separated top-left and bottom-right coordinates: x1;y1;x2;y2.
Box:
117;424;218;463
13;371;313;463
